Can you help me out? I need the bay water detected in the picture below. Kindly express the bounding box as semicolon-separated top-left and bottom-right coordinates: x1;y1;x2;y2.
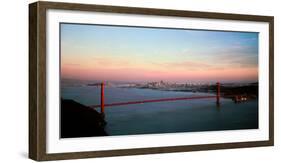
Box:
61;86;258;136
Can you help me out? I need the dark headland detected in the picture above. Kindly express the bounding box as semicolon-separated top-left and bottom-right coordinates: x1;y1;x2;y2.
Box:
61;99;107;138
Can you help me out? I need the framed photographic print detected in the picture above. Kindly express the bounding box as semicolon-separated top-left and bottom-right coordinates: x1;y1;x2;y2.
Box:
29;1;274;161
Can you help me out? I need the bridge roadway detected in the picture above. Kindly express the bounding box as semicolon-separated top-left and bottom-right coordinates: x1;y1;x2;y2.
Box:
89;95;217;108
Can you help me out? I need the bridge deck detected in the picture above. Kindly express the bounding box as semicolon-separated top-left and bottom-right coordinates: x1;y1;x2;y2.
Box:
89;95;217;108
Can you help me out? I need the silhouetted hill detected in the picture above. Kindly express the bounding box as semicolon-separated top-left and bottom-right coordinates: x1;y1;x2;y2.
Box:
61;99;107;138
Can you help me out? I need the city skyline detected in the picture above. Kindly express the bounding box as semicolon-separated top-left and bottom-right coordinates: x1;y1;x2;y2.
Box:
60;23;259;83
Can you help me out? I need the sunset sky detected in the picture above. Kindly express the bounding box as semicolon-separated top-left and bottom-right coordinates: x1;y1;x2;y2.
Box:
60;23;258;83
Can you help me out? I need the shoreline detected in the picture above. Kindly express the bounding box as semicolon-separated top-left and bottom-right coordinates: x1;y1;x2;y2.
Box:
119;84;258;100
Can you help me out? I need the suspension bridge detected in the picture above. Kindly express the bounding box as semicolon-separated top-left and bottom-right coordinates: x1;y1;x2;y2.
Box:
89;82;222;117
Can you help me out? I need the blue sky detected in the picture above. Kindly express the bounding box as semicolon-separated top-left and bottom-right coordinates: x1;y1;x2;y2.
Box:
60;23;259;83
